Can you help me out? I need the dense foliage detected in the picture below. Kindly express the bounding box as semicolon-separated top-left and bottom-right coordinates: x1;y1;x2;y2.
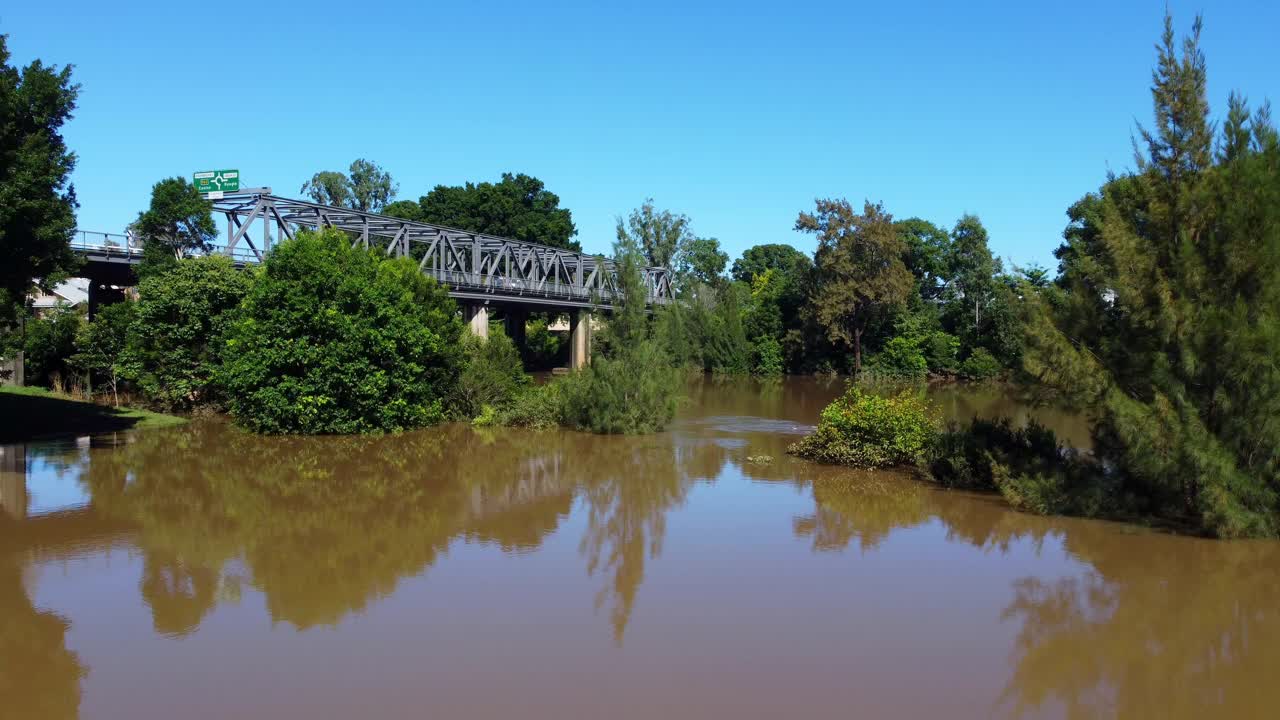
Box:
1020;16;1280;537
300;159;397;213
386;173;580;252
127;255;251;409
0;34;80;325
132;177;216;276
22;307;82;388
221;228;462;434
70;300;133;405
451;326;528;421
788;387;937;467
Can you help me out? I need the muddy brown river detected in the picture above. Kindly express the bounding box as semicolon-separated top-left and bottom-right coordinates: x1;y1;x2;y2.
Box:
2;377;1276;719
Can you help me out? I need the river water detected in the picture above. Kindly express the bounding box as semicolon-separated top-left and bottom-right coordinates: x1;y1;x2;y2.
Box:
1;377;1276;719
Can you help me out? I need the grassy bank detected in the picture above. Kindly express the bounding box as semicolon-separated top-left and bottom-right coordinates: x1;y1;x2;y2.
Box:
0;386;185;442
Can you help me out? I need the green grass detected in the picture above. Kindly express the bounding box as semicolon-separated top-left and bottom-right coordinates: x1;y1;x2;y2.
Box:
0;386;185;442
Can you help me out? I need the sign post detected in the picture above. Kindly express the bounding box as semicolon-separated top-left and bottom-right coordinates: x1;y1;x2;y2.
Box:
194;169;240;196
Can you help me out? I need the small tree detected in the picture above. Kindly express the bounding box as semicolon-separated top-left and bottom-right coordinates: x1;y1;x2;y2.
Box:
797;199;912;374
616;199;693;268
72;301;134;405
134;177;217;276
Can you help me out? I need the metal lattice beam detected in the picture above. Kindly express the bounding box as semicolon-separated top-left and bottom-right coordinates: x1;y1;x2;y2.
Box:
206;191;673;309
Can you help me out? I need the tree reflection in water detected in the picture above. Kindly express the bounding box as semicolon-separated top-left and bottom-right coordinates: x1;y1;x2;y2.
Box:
796;469;1280;719
62;421;728;642
0;553;86;720
4;401;1277;719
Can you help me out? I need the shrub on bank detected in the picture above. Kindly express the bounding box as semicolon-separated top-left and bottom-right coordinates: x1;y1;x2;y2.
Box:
221;228;463;434
788;386;937;467
957;347;1001;380
451;327;529;420
495;381;564;429
868;336;928;380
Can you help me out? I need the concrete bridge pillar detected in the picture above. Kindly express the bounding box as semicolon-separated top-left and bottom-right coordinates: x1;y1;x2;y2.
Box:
570;309;591;370
464;303;489;339
504;309;527;351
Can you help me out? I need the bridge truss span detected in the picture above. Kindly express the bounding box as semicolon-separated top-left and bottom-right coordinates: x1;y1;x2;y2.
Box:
210;192;674;309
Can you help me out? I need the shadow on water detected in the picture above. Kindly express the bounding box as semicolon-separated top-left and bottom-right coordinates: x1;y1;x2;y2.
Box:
0;375;1276;718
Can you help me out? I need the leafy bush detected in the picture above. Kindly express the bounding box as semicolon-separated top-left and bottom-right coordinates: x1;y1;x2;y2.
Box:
451;327;529;420
753;336;784;376
127;255;252;409
71;301;135;404
958;347;1001;380
495;382;564;429
929;418;1120;518
221;228;463;434
23;306;83;388
788;386;938;467
559;339;681;434
920;331;959;373
869;336;927;379
522;315;564;369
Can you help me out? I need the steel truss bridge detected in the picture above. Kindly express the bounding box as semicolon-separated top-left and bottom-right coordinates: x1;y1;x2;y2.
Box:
72;189;673;312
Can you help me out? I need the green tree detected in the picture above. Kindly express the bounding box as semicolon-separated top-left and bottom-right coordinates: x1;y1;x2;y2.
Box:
1024;14;1280;537
415;173;579;251
134;177;216;275
0;35;80;324
300;159;397;213
945;214;1000;338
451;327;529;420
675;236;728;287
616;199;692;268
299;170;350;207
797;199;913;374
895;218;951;300
221;228;463;434
730;243;811;284
347;159;397;213
382;199;424;222
71;300;134;405
126;256;251;409
22;306;82;388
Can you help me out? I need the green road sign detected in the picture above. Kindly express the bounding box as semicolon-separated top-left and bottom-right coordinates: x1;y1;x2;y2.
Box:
194;169;240;194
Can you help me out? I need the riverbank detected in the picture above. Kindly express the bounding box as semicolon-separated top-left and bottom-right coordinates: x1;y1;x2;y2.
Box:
0;386;185;442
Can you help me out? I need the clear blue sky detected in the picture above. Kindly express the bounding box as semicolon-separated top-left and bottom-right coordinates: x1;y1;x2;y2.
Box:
4;1;1277;270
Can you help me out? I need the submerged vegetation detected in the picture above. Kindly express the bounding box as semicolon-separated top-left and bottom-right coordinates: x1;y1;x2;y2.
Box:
788;387;936;468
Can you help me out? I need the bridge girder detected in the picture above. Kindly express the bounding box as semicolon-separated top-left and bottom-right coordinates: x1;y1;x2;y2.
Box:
209;192;674;308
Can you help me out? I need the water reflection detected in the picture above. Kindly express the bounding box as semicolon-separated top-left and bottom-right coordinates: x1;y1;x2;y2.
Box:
795;470;1280;719
0;377;1275;718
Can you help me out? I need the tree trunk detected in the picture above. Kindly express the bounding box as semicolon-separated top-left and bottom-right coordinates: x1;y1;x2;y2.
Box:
853;326;863;375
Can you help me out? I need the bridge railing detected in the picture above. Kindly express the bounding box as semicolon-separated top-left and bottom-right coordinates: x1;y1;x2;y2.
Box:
69;230;140;257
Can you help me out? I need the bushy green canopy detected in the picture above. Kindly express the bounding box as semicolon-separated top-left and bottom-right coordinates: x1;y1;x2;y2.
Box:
1025;15;1280;537
222;228;463;434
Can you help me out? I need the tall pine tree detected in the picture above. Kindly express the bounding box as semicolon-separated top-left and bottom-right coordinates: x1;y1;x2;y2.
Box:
1026;14;1280;537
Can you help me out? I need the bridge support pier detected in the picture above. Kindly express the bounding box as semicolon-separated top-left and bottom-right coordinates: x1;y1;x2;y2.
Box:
464;303;489;339
504;309;527;351
570;309;591;370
